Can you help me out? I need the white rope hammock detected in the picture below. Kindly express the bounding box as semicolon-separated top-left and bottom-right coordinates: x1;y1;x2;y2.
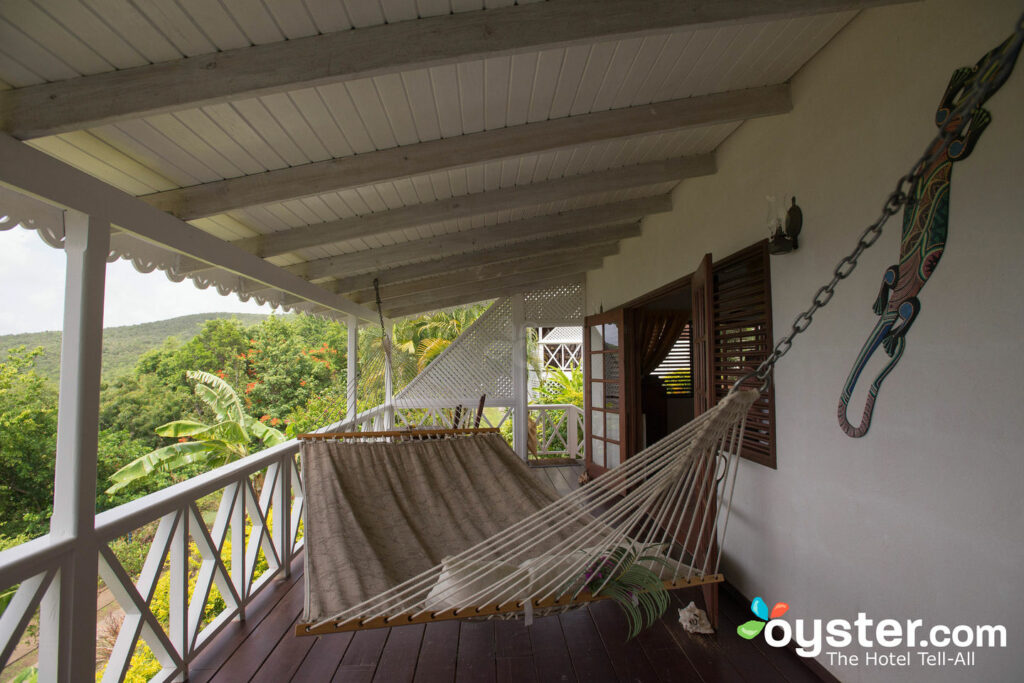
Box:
298;387;756;635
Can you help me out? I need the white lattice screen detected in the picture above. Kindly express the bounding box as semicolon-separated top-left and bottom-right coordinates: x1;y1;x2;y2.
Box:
522;281;584;326
394;282;584;409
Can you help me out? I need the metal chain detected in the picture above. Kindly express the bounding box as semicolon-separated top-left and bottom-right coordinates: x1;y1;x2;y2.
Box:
734;16;1024;392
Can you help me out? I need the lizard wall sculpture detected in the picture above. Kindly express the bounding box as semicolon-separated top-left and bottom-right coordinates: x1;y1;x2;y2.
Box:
838;24;1023;438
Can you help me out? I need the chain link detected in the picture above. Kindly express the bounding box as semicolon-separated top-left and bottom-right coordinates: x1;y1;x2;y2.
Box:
733;20;1024;392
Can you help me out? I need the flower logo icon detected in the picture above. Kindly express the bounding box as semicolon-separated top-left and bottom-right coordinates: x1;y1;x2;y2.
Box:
737;597;789;639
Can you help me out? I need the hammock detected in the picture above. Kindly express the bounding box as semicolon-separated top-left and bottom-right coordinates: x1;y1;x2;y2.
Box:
295;15;1024;635
298;388;757;635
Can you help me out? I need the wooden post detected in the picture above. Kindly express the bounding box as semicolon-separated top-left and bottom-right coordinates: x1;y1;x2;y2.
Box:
346;315;358;424
383;320;395;430
273;456;291;579
511;295;528;459
38;211;108;682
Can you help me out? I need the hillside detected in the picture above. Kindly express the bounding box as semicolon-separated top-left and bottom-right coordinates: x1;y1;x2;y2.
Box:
0;312;269;381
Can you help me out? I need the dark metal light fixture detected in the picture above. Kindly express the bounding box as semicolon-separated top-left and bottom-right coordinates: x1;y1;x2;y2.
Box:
769;197;803;255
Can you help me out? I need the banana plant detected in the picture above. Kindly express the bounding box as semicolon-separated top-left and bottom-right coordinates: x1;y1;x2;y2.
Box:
105;371;285;493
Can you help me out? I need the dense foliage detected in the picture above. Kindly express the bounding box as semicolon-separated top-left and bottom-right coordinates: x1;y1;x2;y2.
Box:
0;309;488;546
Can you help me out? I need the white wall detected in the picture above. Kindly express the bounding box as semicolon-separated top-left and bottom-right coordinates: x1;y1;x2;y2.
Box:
587;1;1024;680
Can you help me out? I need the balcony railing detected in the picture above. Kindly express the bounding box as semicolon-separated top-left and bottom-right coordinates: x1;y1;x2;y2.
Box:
0;403;582;681
0;440;304;682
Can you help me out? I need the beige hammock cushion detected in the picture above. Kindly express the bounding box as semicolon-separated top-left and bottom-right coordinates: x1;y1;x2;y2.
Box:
301;433;568;623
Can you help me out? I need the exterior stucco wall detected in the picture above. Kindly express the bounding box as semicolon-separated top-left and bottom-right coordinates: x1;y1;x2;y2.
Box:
586;1;1024;680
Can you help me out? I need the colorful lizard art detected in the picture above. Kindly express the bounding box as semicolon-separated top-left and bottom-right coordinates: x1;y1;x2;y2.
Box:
838;25;1023;438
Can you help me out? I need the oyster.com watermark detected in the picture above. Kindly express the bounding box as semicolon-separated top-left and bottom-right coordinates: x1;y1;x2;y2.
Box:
736;597;1005;669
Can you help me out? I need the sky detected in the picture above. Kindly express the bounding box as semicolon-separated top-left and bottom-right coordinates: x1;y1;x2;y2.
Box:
0;225;275;335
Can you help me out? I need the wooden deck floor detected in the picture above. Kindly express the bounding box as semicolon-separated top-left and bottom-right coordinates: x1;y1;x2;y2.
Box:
187;464;831;682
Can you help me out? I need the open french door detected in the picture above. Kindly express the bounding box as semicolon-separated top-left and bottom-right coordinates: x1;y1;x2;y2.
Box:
582;308;636;477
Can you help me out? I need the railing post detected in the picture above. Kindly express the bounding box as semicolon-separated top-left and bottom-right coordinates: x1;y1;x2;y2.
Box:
230;484;246;618
511;295;528;459
39;210;108;683
169;509;189;681
568;406;580;458
274;453;292;578
347;315;358;425
384;320;395;430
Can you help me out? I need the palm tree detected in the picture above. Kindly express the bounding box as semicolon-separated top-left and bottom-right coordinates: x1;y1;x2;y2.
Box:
397;306;485;372
105;371;285;493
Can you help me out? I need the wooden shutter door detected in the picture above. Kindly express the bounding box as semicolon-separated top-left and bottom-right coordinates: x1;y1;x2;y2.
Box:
688;253;719;626
712;241;776;468
690;253;715;415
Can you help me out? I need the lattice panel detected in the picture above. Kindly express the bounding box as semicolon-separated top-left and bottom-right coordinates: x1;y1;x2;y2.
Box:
395;297;515;407
523;281;585;325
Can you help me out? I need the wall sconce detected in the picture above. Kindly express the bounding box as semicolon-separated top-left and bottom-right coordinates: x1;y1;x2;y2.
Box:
769;196;803;255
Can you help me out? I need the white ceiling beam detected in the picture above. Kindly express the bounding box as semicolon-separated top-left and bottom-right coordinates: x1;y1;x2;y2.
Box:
384;274;587;319
0;0;909;140
352;242;619;304
325;221;642;296
0;134;380;323
143;86;787;220
284;194;668;281
236;155;713;257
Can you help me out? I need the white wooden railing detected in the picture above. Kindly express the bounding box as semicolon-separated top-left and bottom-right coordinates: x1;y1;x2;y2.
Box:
0;402;583;681
0;440;304;682
528;404;584;459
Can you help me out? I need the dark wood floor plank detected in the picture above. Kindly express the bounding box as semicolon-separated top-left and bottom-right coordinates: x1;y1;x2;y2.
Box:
372;624;426;683
558;608;619;683
497;655;539;683
661;591;748;683
413;620;459;683
494;618;532;658
528;614;575;682
587;599;666;682
718;589;822;683
456;621;496;683
208;572;306;682
249;612;318;682
334;664;377;683
189;558;304;682
334;628;390;678
291;632;353;681
688;590;788;683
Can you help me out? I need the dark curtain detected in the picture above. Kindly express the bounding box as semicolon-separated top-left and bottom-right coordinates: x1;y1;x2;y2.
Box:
634;310;689;377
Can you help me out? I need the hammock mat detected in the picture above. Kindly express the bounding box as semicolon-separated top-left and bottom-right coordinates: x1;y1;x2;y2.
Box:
301;433;581;623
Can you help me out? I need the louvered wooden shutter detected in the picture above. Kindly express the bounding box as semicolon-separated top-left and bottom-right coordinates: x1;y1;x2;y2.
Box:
712;241;776;468
651;323;693;396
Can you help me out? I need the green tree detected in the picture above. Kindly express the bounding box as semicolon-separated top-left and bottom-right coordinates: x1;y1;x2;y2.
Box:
105;371;285;493
241;315;344;421
534;367;584;406
0;346;58;541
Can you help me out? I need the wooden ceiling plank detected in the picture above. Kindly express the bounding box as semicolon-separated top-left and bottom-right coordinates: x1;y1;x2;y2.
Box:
234;154;712;256
140;86;786;219
326;221;640;294
383;273;587;318
0;0;907;139
352;242;618;303
284;194;667;281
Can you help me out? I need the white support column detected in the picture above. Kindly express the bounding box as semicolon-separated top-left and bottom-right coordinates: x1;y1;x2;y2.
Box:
383;321;395;430
511;294;529;459
38;211;109;683
346;315;358;424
